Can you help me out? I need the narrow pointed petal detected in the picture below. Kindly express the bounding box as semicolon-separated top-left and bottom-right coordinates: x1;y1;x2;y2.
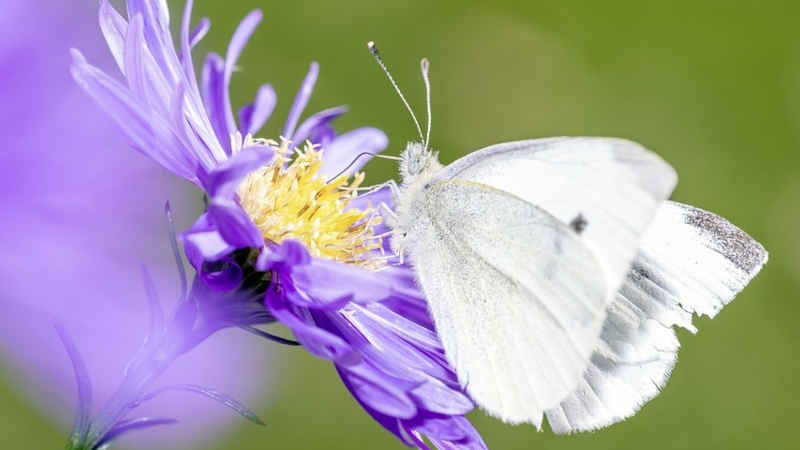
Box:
221;10;263;140
201;53;231;149
291;105;348;148
239;84;277;136
282;62;319;141
98;0;128;74
189;18;210;49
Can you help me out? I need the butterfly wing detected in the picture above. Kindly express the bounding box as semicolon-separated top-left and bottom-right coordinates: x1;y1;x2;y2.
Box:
436;137;678;298
405;180;607;427
544;201;768;433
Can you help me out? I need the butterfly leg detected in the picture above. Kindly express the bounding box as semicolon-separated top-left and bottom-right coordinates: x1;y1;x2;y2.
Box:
379;201;399;228
385;179;401;204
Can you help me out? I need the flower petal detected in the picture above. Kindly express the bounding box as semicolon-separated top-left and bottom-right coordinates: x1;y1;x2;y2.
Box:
282;62;319;141
338;363;419;419
207;197;264;248
127;0;180;83
409;381;474;416
182;213;234;269
291;105;348;149
256;240;312;271
222;10;263;142
310;123;337;148
189;17;210;49
201;52;229;149
98;0;128;74
290;257;392;305
265;286;355;362
205;145;273;198
427;417;487;450
239;84;277;136
320;127;389;178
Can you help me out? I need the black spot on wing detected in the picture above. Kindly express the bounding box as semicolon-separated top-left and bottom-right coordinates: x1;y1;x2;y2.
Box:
569;213;588;234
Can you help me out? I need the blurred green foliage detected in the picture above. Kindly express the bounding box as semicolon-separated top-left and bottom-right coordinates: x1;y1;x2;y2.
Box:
3;0;799;448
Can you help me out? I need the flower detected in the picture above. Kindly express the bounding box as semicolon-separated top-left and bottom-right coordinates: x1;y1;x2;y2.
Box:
72;0;486;448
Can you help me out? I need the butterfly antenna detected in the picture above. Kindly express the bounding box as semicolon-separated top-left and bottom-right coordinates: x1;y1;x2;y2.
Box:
421;57;432;150
367;41;424;142
325;152;402;183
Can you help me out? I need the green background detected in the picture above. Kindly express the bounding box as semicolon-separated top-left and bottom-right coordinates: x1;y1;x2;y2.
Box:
2;0;798;448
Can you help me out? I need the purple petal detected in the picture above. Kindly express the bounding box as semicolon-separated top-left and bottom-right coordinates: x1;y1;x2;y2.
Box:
182;213;235;269
189;18;210;49
291;105;348;148
239;84;277;136
205;145;273;198
222;11;263;139
290;257;392;305
256;240;312;271
346;186;391;212
282;62;319;141
127;0;179;83
338;363;419;420
201;53;230;150
360;301;440;351
124;14;148;100
428;417;487;450
409;381;473;416
310;123;337;148
98;0;128;74
284;285;354;311
207;197;264;248
265;286;355;362
414;416;468;442
340;304;453;382
320;127;389;178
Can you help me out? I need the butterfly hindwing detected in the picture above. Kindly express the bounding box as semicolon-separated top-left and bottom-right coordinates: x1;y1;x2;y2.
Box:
544;201;768;433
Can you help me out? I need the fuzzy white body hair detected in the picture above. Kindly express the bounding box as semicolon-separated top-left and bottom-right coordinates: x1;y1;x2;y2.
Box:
390;142;442;256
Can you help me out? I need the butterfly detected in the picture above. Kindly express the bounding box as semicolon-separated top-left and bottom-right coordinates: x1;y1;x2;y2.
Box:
368;42;768;432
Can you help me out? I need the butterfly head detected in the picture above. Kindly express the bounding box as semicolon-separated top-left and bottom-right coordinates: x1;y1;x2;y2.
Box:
400;141;441;184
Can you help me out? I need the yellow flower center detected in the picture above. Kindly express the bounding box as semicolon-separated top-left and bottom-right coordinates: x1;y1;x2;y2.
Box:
236;137;385;270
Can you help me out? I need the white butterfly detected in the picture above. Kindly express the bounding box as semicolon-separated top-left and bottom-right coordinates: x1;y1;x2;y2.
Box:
368;43;768;432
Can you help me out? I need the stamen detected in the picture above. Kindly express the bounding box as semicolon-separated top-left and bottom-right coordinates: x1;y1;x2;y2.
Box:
237;138;386;270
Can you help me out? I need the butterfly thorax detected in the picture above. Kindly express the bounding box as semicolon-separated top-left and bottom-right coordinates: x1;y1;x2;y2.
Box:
390;142;444;256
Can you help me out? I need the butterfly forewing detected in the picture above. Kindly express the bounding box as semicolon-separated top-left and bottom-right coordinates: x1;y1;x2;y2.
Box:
436;137;678;298
405;180;607;426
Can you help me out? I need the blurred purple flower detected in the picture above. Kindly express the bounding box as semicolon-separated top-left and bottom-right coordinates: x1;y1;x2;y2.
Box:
71;0;486;447
0;0;272;448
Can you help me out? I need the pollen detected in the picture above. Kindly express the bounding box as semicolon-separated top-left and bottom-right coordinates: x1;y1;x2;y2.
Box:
237;138;385;270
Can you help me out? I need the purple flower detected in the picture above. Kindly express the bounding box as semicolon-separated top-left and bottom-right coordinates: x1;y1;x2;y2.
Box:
71;0;485;448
